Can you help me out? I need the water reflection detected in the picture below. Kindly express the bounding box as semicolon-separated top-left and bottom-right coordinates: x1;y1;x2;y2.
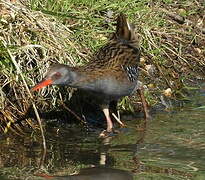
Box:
37;167;133;180
1;92;205;179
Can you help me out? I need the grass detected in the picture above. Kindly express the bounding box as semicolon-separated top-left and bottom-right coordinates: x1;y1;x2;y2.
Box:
0;0;205;134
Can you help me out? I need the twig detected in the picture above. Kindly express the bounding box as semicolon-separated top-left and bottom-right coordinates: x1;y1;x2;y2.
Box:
161;8;205;34
137;87;150;121
60;101;87;127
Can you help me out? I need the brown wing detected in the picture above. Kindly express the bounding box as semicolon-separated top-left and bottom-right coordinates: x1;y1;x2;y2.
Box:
76;13;140;83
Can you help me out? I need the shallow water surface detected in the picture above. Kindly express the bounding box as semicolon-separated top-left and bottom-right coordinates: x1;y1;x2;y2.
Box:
1;92;205;179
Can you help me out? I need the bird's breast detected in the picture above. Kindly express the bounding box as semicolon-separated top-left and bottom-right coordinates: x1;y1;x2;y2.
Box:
79;77;137;98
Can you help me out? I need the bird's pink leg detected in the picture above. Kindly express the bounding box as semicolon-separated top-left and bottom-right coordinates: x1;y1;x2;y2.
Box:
102;108;113;132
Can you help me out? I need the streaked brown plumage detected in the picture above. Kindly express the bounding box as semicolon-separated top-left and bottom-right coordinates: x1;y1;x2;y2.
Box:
32;13;147;136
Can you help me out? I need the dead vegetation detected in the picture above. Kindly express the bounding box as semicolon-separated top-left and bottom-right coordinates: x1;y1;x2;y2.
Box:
0;0;205;135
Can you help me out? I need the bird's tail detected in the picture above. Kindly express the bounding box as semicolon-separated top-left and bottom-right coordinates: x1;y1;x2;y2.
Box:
115;13;136;41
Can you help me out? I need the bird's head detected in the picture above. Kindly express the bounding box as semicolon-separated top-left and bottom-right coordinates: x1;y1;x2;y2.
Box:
31;64;74;91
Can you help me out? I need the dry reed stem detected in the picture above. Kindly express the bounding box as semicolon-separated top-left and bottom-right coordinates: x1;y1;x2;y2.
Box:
2;40;47;157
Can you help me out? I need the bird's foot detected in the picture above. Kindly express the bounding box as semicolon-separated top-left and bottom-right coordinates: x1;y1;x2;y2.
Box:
99;129;120;138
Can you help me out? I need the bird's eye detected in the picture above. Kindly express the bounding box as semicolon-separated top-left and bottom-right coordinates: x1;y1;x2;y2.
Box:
53;72;62;79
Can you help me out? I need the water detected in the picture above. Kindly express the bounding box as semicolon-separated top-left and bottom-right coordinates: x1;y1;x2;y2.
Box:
0;91;205;179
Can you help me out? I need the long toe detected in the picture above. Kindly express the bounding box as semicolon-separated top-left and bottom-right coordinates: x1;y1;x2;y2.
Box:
99;129;121;138
99;129;113;138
